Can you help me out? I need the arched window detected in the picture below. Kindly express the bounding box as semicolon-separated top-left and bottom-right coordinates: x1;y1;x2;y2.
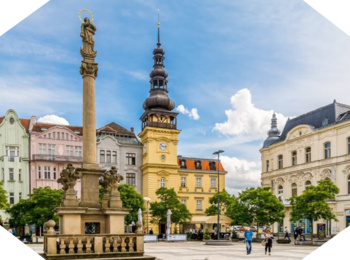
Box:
291;183;297;196
278;185;283;202
324;142;331;159
348;175;350;194
160;177;166;188
305;180;311;190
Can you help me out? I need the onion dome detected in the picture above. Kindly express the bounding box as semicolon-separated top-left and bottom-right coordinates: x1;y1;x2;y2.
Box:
143;22;175;111
263;112;281;148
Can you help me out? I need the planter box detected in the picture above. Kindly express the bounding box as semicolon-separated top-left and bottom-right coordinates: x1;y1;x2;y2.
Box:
276;239;291;244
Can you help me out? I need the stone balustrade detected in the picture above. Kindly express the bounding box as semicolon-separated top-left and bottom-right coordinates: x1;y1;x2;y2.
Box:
44;234;144;259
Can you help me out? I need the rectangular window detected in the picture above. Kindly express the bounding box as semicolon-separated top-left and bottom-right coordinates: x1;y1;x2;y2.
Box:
100;150;105;163
18;169;21;182
196;177;202;188
39;144;46;155
126;173;136;186
196;200;202;210
66;145;74;156
181;176;186;187
44;166;50;179
266;160;270;172
210;177;216;188
292;151;297;166
52;132;55;139
278;155;283;169
53;167;57;179
112;151;117;164
57;132;60;140
66;133;69;140
38;166;41;179
305;147;311;163
6;146;18;162
181;199;187;206
348;138;350;154
9;192;14;204
126;153;136;165
1;168;4;181
324;142;331;159
75;146;82;157
106;151;111;163
48;144;55;160
19;192;22;200
9;168;14;181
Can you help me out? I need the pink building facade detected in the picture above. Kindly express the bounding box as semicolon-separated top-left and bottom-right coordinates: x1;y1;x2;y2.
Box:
30;122;83;197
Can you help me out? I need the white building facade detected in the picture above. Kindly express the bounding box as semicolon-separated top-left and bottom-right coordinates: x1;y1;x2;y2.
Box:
97;123;143;194
261;101;350;237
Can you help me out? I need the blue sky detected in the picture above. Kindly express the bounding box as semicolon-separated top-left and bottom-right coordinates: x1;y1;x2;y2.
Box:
1;0;350;195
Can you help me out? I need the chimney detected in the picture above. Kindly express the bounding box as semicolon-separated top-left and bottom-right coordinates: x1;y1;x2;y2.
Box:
130;127;134;133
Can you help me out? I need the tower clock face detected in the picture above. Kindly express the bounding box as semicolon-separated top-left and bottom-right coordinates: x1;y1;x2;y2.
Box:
159;142;167;151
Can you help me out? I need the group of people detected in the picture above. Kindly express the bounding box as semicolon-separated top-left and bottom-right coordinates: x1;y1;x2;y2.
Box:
244;226;307;255
244;227;273;256
284;226;306;244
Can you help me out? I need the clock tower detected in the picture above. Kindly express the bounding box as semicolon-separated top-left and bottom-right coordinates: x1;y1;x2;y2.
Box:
139;22;180;203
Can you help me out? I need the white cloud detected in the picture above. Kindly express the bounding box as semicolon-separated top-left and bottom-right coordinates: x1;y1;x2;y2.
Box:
214;88;288;139
38;115;69;125
220;155;261;196
176;104;200;120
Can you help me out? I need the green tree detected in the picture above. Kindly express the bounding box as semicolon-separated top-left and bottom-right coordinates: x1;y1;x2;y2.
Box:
7;187;63;228
238;186;285;237
150;187;192;232
0;181;9;210
290;179;339;245
205;190;251;226
118;184;145;225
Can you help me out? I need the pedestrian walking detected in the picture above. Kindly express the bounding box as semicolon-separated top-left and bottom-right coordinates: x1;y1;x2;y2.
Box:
284;226;290;240
244;227;254;255
264;229;274;255
293;227;299;244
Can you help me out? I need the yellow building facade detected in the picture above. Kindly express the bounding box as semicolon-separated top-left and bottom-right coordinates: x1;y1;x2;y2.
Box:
261;102;350;237
139;25;228;235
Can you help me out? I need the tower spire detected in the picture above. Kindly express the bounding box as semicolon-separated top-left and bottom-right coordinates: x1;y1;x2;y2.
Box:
157;9;161;47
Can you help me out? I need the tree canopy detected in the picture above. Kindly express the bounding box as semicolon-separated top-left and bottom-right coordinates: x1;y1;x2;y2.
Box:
238;186;285;236
7;187;63;227
150;187;192;228
290;179;339;245
0;181;8;210
205;190;251;226
118;184;145;225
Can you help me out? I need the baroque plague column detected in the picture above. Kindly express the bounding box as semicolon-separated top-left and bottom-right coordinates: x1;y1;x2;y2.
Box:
43;14;153;260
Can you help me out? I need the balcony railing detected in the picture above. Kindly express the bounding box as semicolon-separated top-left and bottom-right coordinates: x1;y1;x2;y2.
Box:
44;234;144;259
142;121;176;130
32;154;83;163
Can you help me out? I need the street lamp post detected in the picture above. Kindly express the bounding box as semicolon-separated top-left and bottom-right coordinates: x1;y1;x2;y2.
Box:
144;197;151;234
213;150;224;240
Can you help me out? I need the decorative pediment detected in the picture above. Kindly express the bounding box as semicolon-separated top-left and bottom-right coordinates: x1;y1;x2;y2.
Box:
289;171;313;186
319;169;331;180
286;125;313;141
275;177;285;186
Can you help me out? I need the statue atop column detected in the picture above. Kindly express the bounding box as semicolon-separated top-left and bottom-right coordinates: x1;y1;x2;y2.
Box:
80;17;97;59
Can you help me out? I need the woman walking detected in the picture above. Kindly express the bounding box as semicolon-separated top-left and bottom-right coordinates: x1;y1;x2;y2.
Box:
264;229;274;255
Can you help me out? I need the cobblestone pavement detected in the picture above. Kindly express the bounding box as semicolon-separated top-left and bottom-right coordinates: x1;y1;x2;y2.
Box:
28;241;316;260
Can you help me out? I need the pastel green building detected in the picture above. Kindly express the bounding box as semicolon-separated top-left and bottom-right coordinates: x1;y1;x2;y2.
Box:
0;109;31;226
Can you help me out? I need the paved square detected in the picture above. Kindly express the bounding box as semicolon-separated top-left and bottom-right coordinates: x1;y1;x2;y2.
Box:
28;241;317;260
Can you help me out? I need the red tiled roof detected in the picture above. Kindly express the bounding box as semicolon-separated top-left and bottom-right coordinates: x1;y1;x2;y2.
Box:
32;123;83;136
177;158;225;172
98;122;134;135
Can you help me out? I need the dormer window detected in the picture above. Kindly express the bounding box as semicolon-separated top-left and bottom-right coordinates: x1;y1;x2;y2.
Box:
180;160;186;169
322;118;329;126
209;162;216;171
195;161;201;170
